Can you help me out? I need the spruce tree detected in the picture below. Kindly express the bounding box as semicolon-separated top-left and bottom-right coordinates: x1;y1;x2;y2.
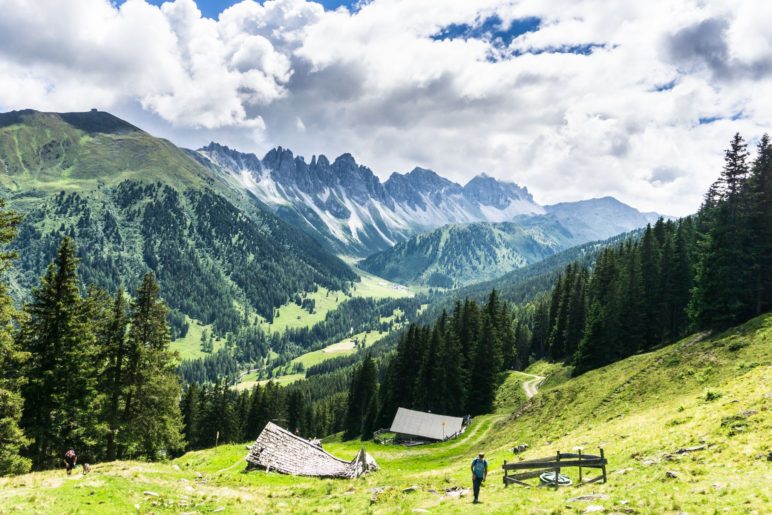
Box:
245;383;266;439
286;390;305;435
441;325;466;415
19;237;103;469
467;313;500;415
0;199;29;475
180;383;200;450
344;356;376;440
748;135;772;314
101;288;129;461
639;225;662;348
122;273;182;458
690;135;753;329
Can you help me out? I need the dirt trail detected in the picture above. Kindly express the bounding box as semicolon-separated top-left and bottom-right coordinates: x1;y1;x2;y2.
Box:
521;373;545;399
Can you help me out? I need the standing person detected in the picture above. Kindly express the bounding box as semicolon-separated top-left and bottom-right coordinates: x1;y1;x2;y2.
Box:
471;452;488;504
64;448;77;476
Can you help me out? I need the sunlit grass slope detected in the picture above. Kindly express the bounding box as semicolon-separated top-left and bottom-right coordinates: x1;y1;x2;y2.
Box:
2;314;769;514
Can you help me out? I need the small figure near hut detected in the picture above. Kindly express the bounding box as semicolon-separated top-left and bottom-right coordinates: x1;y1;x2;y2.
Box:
471;452;488;503
63;448;77;475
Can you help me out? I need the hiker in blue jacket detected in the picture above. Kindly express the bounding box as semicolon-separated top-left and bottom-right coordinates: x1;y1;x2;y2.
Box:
471;452;488;503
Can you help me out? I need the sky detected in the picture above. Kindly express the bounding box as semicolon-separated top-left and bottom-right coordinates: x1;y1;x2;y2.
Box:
1;0;771;216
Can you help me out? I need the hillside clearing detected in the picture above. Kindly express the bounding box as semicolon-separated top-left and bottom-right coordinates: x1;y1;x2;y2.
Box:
2;313;770;514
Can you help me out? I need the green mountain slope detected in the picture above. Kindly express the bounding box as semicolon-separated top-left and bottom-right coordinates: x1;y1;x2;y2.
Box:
2;313;768;513
360;220;571;288
0;109;356;335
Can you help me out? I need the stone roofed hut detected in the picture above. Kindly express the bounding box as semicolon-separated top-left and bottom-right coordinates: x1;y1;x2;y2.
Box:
245;422;378;478
389;407;467;442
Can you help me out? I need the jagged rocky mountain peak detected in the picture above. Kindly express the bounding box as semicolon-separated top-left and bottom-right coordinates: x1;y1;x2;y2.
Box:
197;140;657;257
463;173;534;207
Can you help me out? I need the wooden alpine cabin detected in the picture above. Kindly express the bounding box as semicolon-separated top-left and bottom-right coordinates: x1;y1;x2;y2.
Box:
389;407;467;443
246;422;378;478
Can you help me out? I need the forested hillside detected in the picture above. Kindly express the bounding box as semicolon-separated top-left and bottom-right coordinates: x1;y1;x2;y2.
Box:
360;220;568;287
0;110;356;336
335;133;771;438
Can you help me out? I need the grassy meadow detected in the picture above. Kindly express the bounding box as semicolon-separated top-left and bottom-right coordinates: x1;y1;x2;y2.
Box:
3;314;769;514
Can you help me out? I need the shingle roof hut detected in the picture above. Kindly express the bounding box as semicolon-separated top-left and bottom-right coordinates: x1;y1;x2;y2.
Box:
389;407;466;442
245;422;378;478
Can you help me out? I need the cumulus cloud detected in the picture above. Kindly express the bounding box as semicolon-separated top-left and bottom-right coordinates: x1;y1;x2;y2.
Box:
0;0;771;215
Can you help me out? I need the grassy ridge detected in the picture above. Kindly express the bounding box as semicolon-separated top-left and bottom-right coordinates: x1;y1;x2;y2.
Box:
2;314;769;513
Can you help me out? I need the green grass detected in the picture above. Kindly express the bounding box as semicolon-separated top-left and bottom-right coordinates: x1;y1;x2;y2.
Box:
233;329;389;391
232;373;307;391
351;269;413;299
170;317;225;361
284;329;387;370
4;313;770;513
258;287;343;334
259;271;413;335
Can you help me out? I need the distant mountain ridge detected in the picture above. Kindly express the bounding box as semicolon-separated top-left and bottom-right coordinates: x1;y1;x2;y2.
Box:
359;220;571;288
198;143;544;255
198;143;660;258
360;197;663;288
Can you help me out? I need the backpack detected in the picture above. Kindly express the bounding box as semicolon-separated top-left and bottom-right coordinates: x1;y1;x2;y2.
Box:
472;458;486;478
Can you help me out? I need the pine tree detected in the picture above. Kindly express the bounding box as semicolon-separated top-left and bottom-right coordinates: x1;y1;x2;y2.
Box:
441;324;466;416
748;135;772;315
344;356;377;440
180;383;200;450
122;273;183;458
467;314;500;415
101;288;129;461
617;244;645;356
0;199;29;475
563;268;587;358
690;135;753;329
287;390;305;435
639;225;662;348
19;237;104;469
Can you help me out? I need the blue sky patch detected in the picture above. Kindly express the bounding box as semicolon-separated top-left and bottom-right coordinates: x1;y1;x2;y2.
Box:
432;15;541;48
698;112;744;125
653;80;677;92
118;0;359;19
698;116;721;125
514;43;607;57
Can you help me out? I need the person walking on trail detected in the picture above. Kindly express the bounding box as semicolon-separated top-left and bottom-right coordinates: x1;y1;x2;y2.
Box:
471;452;488;504
64;448;77;476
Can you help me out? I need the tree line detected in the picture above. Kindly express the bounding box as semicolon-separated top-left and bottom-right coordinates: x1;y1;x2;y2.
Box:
342;291;515;440
341;133;771;439
0;229;182;474
517;133;771;374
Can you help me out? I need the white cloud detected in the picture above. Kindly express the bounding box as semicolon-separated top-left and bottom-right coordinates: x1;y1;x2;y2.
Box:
0;0;770;215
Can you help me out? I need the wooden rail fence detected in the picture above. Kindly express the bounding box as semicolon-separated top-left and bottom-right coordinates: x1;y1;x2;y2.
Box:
502;448;607;488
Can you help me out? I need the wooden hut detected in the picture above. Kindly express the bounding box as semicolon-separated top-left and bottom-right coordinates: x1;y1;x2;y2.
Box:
245;422;378;478
389;407;466;442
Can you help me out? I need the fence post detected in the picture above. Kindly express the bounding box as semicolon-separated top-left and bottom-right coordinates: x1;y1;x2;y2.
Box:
578;449;583;484
600;448;607;483
554;451;561;489
503;460;508;487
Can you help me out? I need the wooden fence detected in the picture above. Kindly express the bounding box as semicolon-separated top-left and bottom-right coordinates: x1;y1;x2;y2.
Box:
502;448;607;488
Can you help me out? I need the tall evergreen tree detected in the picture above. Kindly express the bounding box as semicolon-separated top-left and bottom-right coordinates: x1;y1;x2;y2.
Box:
690;135;753;329
100;288;129;461
0;199;29;475
344;356;377;440
19;237;104;469
748;135;772;315
121;273;183;458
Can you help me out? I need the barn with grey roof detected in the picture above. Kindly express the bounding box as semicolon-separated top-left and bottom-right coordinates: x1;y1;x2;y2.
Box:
389;407;467;442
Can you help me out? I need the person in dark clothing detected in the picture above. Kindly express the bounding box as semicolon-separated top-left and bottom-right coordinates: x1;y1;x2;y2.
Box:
471;452;488;503
64;448;77;475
